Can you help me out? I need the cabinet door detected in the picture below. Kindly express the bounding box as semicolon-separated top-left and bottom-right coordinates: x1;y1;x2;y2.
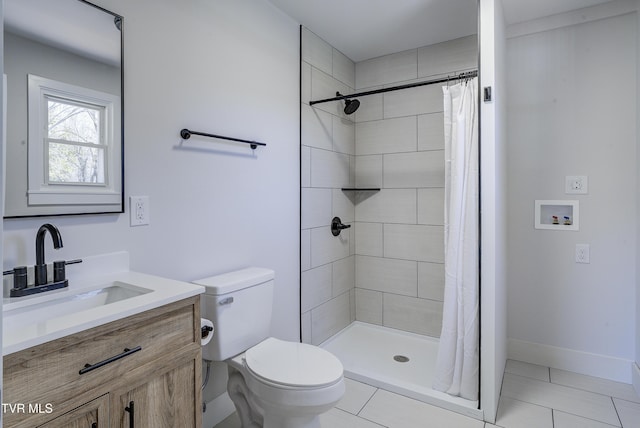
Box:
37;394;109;428
111;357;199;428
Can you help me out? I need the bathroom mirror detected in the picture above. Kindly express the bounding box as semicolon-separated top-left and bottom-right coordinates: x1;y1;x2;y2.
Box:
3;0;124;218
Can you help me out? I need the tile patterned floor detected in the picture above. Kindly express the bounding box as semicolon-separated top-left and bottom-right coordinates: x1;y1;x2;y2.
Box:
214;360;640;428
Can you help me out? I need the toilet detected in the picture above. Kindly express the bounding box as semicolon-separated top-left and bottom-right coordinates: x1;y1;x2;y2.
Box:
194;267;345;428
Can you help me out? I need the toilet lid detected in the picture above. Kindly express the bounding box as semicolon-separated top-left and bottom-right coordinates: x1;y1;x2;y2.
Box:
245;338;343;388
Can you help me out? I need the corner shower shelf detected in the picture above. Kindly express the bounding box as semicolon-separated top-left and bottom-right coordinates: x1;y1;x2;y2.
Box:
341;188;380;192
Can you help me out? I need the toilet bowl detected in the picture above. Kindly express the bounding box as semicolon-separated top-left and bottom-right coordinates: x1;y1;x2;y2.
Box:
194;268;345;428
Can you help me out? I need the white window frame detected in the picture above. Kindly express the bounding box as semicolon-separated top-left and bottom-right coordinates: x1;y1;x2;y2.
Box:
27;74;121;206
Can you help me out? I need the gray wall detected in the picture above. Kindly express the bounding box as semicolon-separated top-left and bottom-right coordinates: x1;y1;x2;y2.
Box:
506;9;637;381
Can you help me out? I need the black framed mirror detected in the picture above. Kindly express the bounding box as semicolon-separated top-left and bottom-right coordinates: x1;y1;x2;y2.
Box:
3;0;124;218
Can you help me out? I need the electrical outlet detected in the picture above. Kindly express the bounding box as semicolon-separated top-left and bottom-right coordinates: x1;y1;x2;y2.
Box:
575;244;590;264
130;196;150;226
565;176;588;194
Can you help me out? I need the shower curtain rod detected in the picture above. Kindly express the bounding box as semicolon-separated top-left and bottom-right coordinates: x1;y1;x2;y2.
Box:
309;69;477;106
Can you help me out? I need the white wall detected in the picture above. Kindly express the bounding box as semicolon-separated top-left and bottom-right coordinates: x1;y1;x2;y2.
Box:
0;0;5;424
479;0;508;422
506;7;637;382
636;0;640;393
2;0;299;409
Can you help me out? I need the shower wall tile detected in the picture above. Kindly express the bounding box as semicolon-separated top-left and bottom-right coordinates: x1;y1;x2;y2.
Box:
333;48;356;89
355;222;383;257
354;90;383;122
349;219;356;256
301;264;332;312
302;146;311;187
311;292;351;345
418;113;445;151
311;67;351;117
417;35;478;79
333;255;355;297
333;116;355;155
333;189;355;224
302;188;332;229
418;188;445;225
383;294;443;337
354;189;416;224
384;224;444;263
302;28;333;75
301;229;311;271
302;61;312;105
383;151;445;188
356;116;417;155
310;149;351;188
418;262;445;301
310;226;350;267
349;289;356;322
355;155;383;188
383;83;442;119
355;255;417;297
356;49;418;89
355;288;383;325
302;104;333;151
301;311;312;344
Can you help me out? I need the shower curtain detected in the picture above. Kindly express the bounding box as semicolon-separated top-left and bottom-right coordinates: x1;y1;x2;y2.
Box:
433;77;479;401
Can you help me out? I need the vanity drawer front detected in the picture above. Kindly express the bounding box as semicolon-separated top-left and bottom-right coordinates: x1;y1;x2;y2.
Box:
4;297;199;426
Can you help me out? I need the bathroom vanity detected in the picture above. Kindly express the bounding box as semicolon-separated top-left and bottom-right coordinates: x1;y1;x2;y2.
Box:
2;257;204;428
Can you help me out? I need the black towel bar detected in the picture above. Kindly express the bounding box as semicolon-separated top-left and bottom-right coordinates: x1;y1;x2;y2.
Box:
180;128;266;150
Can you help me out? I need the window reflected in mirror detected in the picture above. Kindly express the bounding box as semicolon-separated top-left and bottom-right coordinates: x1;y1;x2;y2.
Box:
3;0;123;217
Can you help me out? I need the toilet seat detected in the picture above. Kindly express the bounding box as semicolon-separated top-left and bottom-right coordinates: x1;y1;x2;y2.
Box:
244;338;343;389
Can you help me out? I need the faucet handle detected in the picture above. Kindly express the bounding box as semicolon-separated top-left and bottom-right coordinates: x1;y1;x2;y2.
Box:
53;259;83;282
4;266;28;290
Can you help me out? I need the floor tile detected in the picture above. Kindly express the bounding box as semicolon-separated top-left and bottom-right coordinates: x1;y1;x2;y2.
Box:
505;360;550;382
359;389;484;428
337;378;378;415
495;396;552;428
214;412;240;428
550;369;640;403
553;410;620;428
613;398;640;428
501;373;620;426
320;408;387;428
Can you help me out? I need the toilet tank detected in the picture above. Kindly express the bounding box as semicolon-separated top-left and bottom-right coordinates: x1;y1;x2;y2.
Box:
194;267;274;361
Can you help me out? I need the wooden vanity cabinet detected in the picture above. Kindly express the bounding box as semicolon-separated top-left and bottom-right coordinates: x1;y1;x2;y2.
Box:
37;394;109;428
3;296;202;428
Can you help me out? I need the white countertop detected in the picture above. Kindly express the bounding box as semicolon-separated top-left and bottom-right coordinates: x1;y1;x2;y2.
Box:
3;270;204;355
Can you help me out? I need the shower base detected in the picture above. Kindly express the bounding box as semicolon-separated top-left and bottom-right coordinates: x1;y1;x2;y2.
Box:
321;321;482;420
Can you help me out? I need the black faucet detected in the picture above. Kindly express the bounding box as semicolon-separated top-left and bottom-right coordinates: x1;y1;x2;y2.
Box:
34;223;63;286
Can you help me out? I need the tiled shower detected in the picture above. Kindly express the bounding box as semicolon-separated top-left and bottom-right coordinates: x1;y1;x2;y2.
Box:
301;27;477;345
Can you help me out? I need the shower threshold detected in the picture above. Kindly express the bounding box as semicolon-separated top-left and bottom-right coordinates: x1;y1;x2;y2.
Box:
321;321;483;420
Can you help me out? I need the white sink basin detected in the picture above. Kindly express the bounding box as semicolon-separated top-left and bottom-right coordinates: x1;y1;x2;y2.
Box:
3;269;205;356
4;282;152;327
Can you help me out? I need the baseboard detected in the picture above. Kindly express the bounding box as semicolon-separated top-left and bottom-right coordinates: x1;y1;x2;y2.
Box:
202;392;235;428
632;363;640;396
508;339;633;383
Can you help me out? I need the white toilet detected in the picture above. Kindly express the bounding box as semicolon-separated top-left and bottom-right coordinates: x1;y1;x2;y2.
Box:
195;267;345;428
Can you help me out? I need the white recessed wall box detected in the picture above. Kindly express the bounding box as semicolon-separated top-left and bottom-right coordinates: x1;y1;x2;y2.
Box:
534;200;579;231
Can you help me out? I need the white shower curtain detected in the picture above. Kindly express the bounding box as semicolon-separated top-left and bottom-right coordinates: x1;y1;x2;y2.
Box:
433;77;479;401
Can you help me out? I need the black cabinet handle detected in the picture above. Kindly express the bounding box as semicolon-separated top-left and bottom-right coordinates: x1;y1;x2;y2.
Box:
124;401;135;427
91;423;97;428
79;346;142;375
